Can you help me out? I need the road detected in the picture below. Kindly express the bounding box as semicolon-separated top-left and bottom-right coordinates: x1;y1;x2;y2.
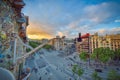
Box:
25;49;76;80
25;48;120;80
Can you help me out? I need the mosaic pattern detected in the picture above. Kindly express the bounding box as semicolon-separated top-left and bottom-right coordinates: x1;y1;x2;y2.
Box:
0;1;17;70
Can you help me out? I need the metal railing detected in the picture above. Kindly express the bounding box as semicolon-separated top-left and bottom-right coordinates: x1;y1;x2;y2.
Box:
16;39;52;61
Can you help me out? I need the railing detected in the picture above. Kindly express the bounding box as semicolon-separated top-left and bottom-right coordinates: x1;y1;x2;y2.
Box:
16;39;52;61
16;35;33;50
22;73;31;80
13;35;34;64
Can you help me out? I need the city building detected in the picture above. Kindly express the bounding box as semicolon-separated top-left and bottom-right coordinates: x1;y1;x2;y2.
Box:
75;33;82;53
48;36;64;50
91;33;120;52
0;0;30;79
48;36;74;50
76;32;120;54
75;33;91;54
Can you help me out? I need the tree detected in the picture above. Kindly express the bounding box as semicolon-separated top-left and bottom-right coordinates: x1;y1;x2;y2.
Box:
91;47;104;67
92;71;102;80
26;48;31;52
91;47;114;67
107;70;120;80
79;52;88;61
29;41;41;48
72;64;78;79
91;48;103;61
43;44;52;50
72;65;78;73
72;65;84;79
114;49;120;62
77;68;84;79
100;48;114;66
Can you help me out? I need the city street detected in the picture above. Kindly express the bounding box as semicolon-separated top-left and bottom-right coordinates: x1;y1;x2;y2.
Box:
25;49;76;80
25;48;120;80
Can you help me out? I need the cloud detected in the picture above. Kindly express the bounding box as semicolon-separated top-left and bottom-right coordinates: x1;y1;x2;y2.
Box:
84;2;120;22
57;32;63;37
27;21;55;39
24;1;120;39
92;27;120;35
115;19;120;22
73;2;120;35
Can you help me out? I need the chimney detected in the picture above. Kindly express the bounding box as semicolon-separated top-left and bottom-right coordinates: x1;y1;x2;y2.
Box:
79;33;81;38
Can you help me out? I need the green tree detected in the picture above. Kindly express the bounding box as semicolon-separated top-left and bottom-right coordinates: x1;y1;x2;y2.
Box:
107;70;120;80
100;48;114;66
114;49;120;62
91;47;114;67
91;47;104;67
77;68;84;79
72;65;84;80
92;71;102;80
43;44;52;50
72;64;78;73
26;48;31;52
91;47;103;61
29;41;41;48
79;52;88;61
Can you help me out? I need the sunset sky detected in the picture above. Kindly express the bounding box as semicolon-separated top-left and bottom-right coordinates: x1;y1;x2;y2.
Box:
23;0;120;39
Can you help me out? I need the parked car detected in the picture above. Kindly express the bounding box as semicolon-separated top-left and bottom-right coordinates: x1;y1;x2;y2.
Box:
95;69;102;72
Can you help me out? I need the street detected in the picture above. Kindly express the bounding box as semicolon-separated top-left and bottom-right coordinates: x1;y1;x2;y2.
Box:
25;49;76;80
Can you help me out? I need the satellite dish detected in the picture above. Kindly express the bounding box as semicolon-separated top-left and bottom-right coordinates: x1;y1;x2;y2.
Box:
0;67;15;80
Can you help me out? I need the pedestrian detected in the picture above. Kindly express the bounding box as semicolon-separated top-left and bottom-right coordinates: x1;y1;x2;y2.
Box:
31;68;34;72
35;68;38;73
48;77;51;80
45;72;47;75
39;77;41;80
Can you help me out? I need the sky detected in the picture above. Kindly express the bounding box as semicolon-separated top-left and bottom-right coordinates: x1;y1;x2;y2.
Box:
23;0;120;39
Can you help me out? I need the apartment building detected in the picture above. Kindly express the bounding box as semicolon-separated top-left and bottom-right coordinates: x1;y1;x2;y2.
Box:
75;33;91;53
48;36;72;50
91;33;120;52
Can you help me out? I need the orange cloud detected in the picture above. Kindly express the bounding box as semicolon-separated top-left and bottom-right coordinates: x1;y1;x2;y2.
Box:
26;21;53;39
57;31;63;37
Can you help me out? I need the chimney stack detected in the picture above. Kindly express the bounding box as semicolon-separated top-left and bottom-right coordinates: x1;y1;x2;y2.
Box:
79;33;81;38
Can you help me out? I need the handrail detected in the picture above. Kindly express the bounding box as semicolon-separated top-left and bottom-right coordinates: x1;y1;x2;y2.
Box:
16;35;33;50
22;73;31;80
16;39;52;60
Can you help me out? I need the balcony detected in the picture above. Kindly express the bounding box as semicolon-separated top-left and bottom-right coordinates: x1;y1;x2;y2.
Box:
19;26;25;31
23;36;27;43
19;31;25;38
9;0;14;3
17;16;26;23
13;1;25;8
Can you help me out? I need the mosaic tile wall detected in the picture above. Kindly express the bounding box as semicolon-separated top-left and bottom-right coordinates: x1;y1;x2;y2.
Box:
0;1;19;70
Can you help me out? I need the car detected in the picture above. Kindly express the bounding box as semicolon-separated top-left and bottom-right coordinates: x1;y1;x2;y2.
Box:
95;69;102;72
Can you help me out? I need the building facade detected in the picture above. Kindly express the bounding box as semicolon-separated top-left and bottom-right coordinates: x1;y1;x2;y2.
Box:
0;0;29;79
91;33;120;52
48;36;69;50
76;32;120;54
48;36;63;50
75;33;91;54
